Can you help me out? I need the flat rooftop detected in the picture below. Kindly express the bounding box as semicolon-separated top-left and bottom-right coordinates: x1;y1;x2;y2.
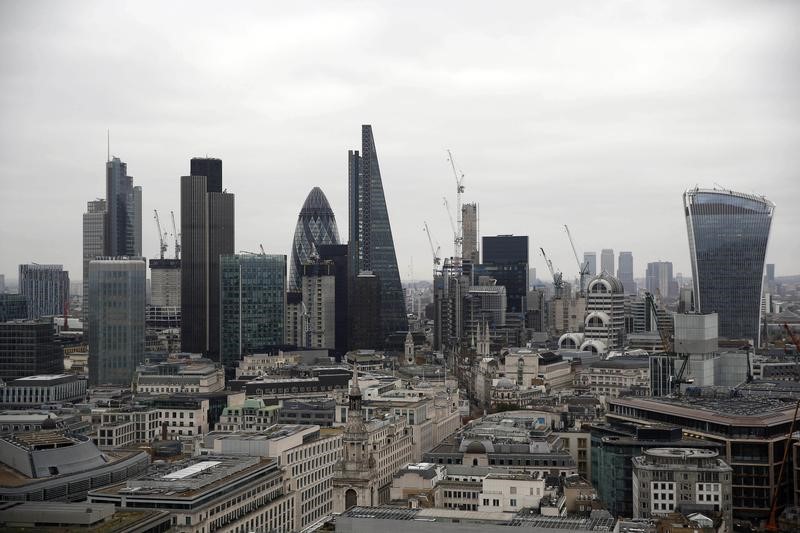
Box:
610;395;797;426
91;455;274;498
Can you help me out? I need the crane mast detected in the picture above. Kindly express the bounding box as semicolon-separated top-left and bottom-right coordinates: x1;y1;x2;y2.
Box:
170;210;181;259
423;222;442;277
153;209;167;259
564;224;589;296
539;247;564;298
446;149;465;265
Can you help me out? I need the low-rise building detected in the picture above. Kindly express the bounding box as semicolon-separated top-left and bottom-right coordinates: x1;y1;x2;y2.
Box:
0;374;86;407
575;356;650;398
204;424;343;530
216;398;279;431
632;448;733;529
0;501;171;533
135;355;224;394
0;430;149;502
278;398;336;427
89;455;295;532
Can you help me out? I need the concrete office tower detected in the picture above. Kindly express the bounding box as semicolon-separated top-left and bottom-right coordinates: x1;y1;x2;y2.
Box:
583;252;597;277
18;264;69;319
289;187;341;291
104;157;141;257
674;312;719;388
617;251;635;294
0;320;64;381
149;259;181;307
301;260;336;350
83;199;106;324
480;235;528;314
600;249;614;274
219;254;286;368
462;202;479;264
318;244;350;357
347;125;408;341
88;258;145;386
181;158;234;359
684;188;774;344
0;274;5;293
285;291;303;347
766;263;775;282
632;448;733;528
646;261;676;298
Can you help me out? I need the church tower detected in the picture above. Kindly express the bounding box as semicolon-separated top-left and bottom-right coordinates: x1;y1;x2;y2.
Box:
477;321;491;356
332;363;378;511
404;331;415;365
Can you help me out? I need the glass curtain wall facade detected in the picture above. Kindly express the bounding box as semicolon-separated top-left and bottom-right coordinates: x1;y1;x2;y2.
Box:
481;235;529;314
684;188;774;344
220;254;286;368
289;187;340;291
88;258;146;386
18;264;70;319
347;125;408;340
104;157;141;257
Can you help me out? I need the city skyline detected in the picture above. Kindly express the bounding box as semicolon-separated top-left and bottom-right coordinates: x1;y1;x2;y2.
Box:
1;1;799;282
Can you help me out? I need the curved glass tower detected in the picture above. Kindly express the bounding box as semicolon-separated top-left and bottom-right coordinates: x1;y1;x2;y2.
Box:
289;187;340;291
684;188;774;344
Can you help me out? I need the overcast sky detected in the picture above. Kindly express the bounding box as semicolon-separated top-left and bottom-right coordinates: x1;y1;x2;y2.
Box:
1;0;798;285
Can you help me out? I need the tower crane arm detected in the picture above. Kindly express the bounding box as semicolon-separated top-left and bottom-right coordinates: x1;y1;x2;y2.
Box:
170;210;181;259
153;210;167;260
423;223;441;265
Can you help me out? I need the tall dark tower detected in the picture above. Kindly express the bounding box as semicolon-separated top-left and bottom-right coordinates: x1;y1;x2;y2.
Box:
104;157;142;257
347;125;408;343
181;158;234;359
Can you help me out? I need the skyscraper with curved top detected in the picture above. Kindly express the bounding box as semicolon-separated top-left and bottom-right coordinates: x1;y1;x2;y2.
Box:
684;188;774;345
289;187;340;291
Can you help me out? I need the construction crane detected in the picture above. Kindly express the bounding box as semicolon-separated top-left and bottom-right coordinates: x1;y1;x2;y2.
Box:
423;222;441;274
539;248;564;298
784;323;800;353
644;291;693;392
442;197;458;261
446;149;465;263
564;225;590;296
259;244;266;255
766;398;800;532
170;210;181;260
153;210;168;259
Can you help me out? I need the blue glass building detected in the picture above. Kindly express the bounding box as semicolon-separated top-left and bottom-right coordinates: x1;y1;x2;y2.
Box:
684;188;774;344
289;187;340;291
219;254;286;368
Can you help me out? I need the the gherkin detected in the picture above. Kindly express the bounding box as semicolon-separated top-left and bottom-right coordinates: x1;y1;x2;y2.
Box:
289;187;340;291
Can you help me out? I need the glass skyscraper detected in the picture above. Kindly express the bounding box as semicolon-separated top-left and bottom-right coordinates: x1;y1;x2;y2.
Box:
88;258;146;386
289;187;340;291
181;158;234;359
18;264;70;319
480;235;529;314
684;188;774;344
104;157;141;257
348;125;408;341
219;254;286;368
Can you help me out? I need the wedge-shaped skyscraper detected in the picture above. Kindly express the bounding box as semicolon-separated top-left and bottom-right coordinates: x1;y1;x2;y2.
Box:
684;188;774;345
289;187;340;291
348;125;408;340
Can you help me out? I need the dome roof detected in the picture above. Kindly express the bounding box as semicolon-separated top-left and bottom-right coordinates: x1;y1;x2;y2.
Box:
558;332;585;349
588;272;625;294
300;187;335;216
496;377;515;390
465;441;486;454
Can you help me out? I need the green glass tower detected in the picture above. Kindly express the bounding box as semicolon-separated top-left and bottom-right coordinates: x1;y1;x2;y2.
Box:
219;254;286;368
